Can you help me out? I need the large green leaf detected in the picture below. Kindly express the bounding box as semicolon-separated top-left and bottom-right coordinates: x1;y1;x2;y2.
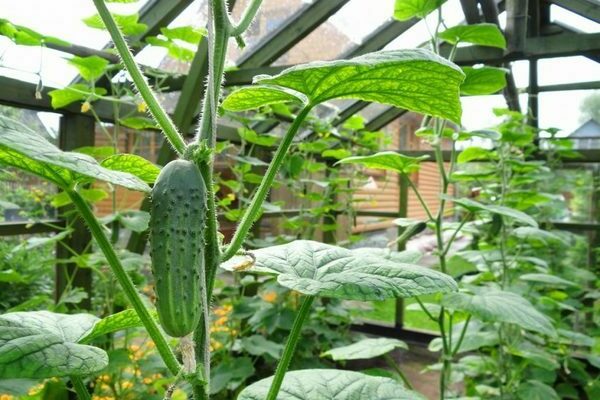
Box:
520;273;579;288
447;197;538;227
337;151;429;174
461;66;507;95
0;311;108;378
225;49;464;124
239;335;283;359
101;154;161;184
238;369;426;400
221;240;457;301
439;23;506;48
322;338;408;360
68;55;110;82
0;115;150;192
516;380;560;400
442;290;556;336
352;248;423;264
394;0;446;21
222;86;307;111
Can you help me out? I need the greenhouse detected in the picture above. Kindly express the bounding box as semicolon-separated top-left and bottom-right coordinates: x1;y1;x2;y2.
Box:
0;0;599;398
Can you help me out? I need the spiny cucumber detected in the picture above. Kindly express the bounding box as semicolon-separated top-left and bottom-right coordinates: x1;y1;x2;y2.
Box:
150;159;206;338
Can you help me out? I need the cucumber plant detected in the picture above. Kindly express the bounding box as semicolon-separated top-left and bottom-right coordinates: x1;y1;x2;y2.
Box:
2;0;549;399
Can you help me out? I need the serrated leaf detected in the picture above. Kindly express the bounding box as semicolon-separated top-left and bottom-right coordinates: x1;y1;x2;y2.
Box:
222;86;307;111
0;115;150;192
239;335;283;359
352;247;423;264
520;273;579;288
101;154;160;184
442;290;556;336
0;311;107;378
83;13;147;36
457;146;496;163
238;127;278;147
461;66;507;95
119;117;158;130
322;338;408;360
48;84;107;109
80;309;147;343
160;26;206;44
222;240;457;301
250;49;464;124
394;0;446;21
446;197;537;227
517;380;560;400
337;151;429;174
239;369;426;400
68;55;109;82
439;23;506;49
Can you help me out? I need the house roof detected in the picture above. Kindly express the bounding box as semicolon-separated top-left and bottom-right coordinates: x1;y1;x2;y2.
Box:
569;119;600;139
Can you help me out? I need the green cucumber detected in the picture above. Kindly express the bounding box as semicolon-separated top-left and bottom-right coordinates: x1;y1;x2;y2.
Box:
150;159;207;337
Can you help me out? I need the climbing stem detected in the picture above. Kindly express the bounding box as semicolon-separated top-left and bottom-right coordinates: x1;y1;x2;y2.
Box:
222;106;313;262
70;376;91;400
383;353;414;390
266;295;315;400
405;176;435;221
452;315;471;356
92;0;186;156
230;0;264;36
67;190;181;376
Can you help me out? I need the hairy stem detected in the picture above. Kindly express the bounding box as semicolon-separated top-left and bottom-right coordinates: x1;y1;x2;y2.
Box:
229;0;264;36
383;353;414;390
267;295;315;400
68;190;180;376
92;0;186;156
70;376;91;400
221;106;312;262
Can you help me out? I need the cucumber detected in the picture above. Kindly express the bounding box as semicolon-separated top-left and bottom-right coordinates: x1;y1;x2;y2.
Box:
150;159;207;337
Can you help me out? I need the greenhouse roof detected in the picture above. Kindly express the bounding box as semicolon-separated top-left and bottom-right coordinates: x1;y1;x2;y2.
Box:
0;0;599;135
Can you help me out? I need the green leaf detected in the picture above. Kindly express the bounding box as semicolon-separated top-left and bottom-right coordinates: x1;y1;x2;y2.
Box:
222;86;307;111
0;311;108;378
160;26;206;44
447;197;538;227
80;309;147;343
0;19;69;47
461;66;507;95
520;273;579;288
222;240;457;301
83;13;147;36
511;227;567;246
211;357;255;395
321;148;352;160
238;369;427;399
394;0;446;21
119;117;158;130
442;290;556;336
238;127;278;147
352;247;423;264
68;55;109;82
50;188;108;207
239;335;283;359
439;23;507;48
146;36;195;62
0;115;151;192
457;146;496;163
48;84;107;109
337;151;429;174
459;129;502;141
322;338;408;360
250;49;465;124
101;154;160;184
517;380;560;400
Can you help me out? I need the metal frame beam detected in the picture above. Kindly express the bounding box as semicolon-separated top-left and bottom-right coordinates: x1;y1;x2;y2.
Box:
365;107;408;131
237;0;351;68
549;0;600;24
461;0;483;23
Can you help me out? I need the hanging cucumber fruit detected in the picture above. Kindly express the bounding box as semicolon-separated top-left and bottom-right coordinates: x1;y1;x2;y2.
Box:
150;159;207;338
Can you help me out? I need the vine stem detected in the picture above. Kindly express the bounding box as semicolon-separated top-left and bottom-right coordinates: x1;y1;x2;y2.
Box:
92;0;186;156
70;376;91;400
229;0;264;36
67;190;181;376
383;354;414;390
221;106;313;262
266;295;315;400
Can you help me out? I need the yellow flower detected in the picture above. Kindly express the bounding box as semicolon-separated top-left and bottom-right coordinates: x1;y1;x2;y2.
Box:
142;377;153;385
81;101;91;113
121;381;134;390
0;394;14;400
137;101;147;113
261;291;278;303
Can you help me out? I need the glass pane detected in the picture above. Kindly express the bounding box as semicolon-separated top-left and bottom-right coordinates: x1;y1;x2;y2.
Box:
538;90;596;135
230;0;312;65
550;4;600;34
538;56;600;86
272;0;395;65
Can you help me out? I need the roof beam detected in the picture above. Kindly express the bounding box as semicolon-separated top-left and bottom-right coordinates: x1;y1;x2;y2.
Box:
134;0;195;42
341;18;420;58
460;0;482;23
365;107;408;131
549;0;600;24
237;0;351;68
506;0;530;53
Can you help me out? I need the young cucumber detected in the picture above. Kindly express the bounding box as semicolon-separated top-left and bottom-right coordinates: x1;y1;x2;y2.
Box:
150;159;206;337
